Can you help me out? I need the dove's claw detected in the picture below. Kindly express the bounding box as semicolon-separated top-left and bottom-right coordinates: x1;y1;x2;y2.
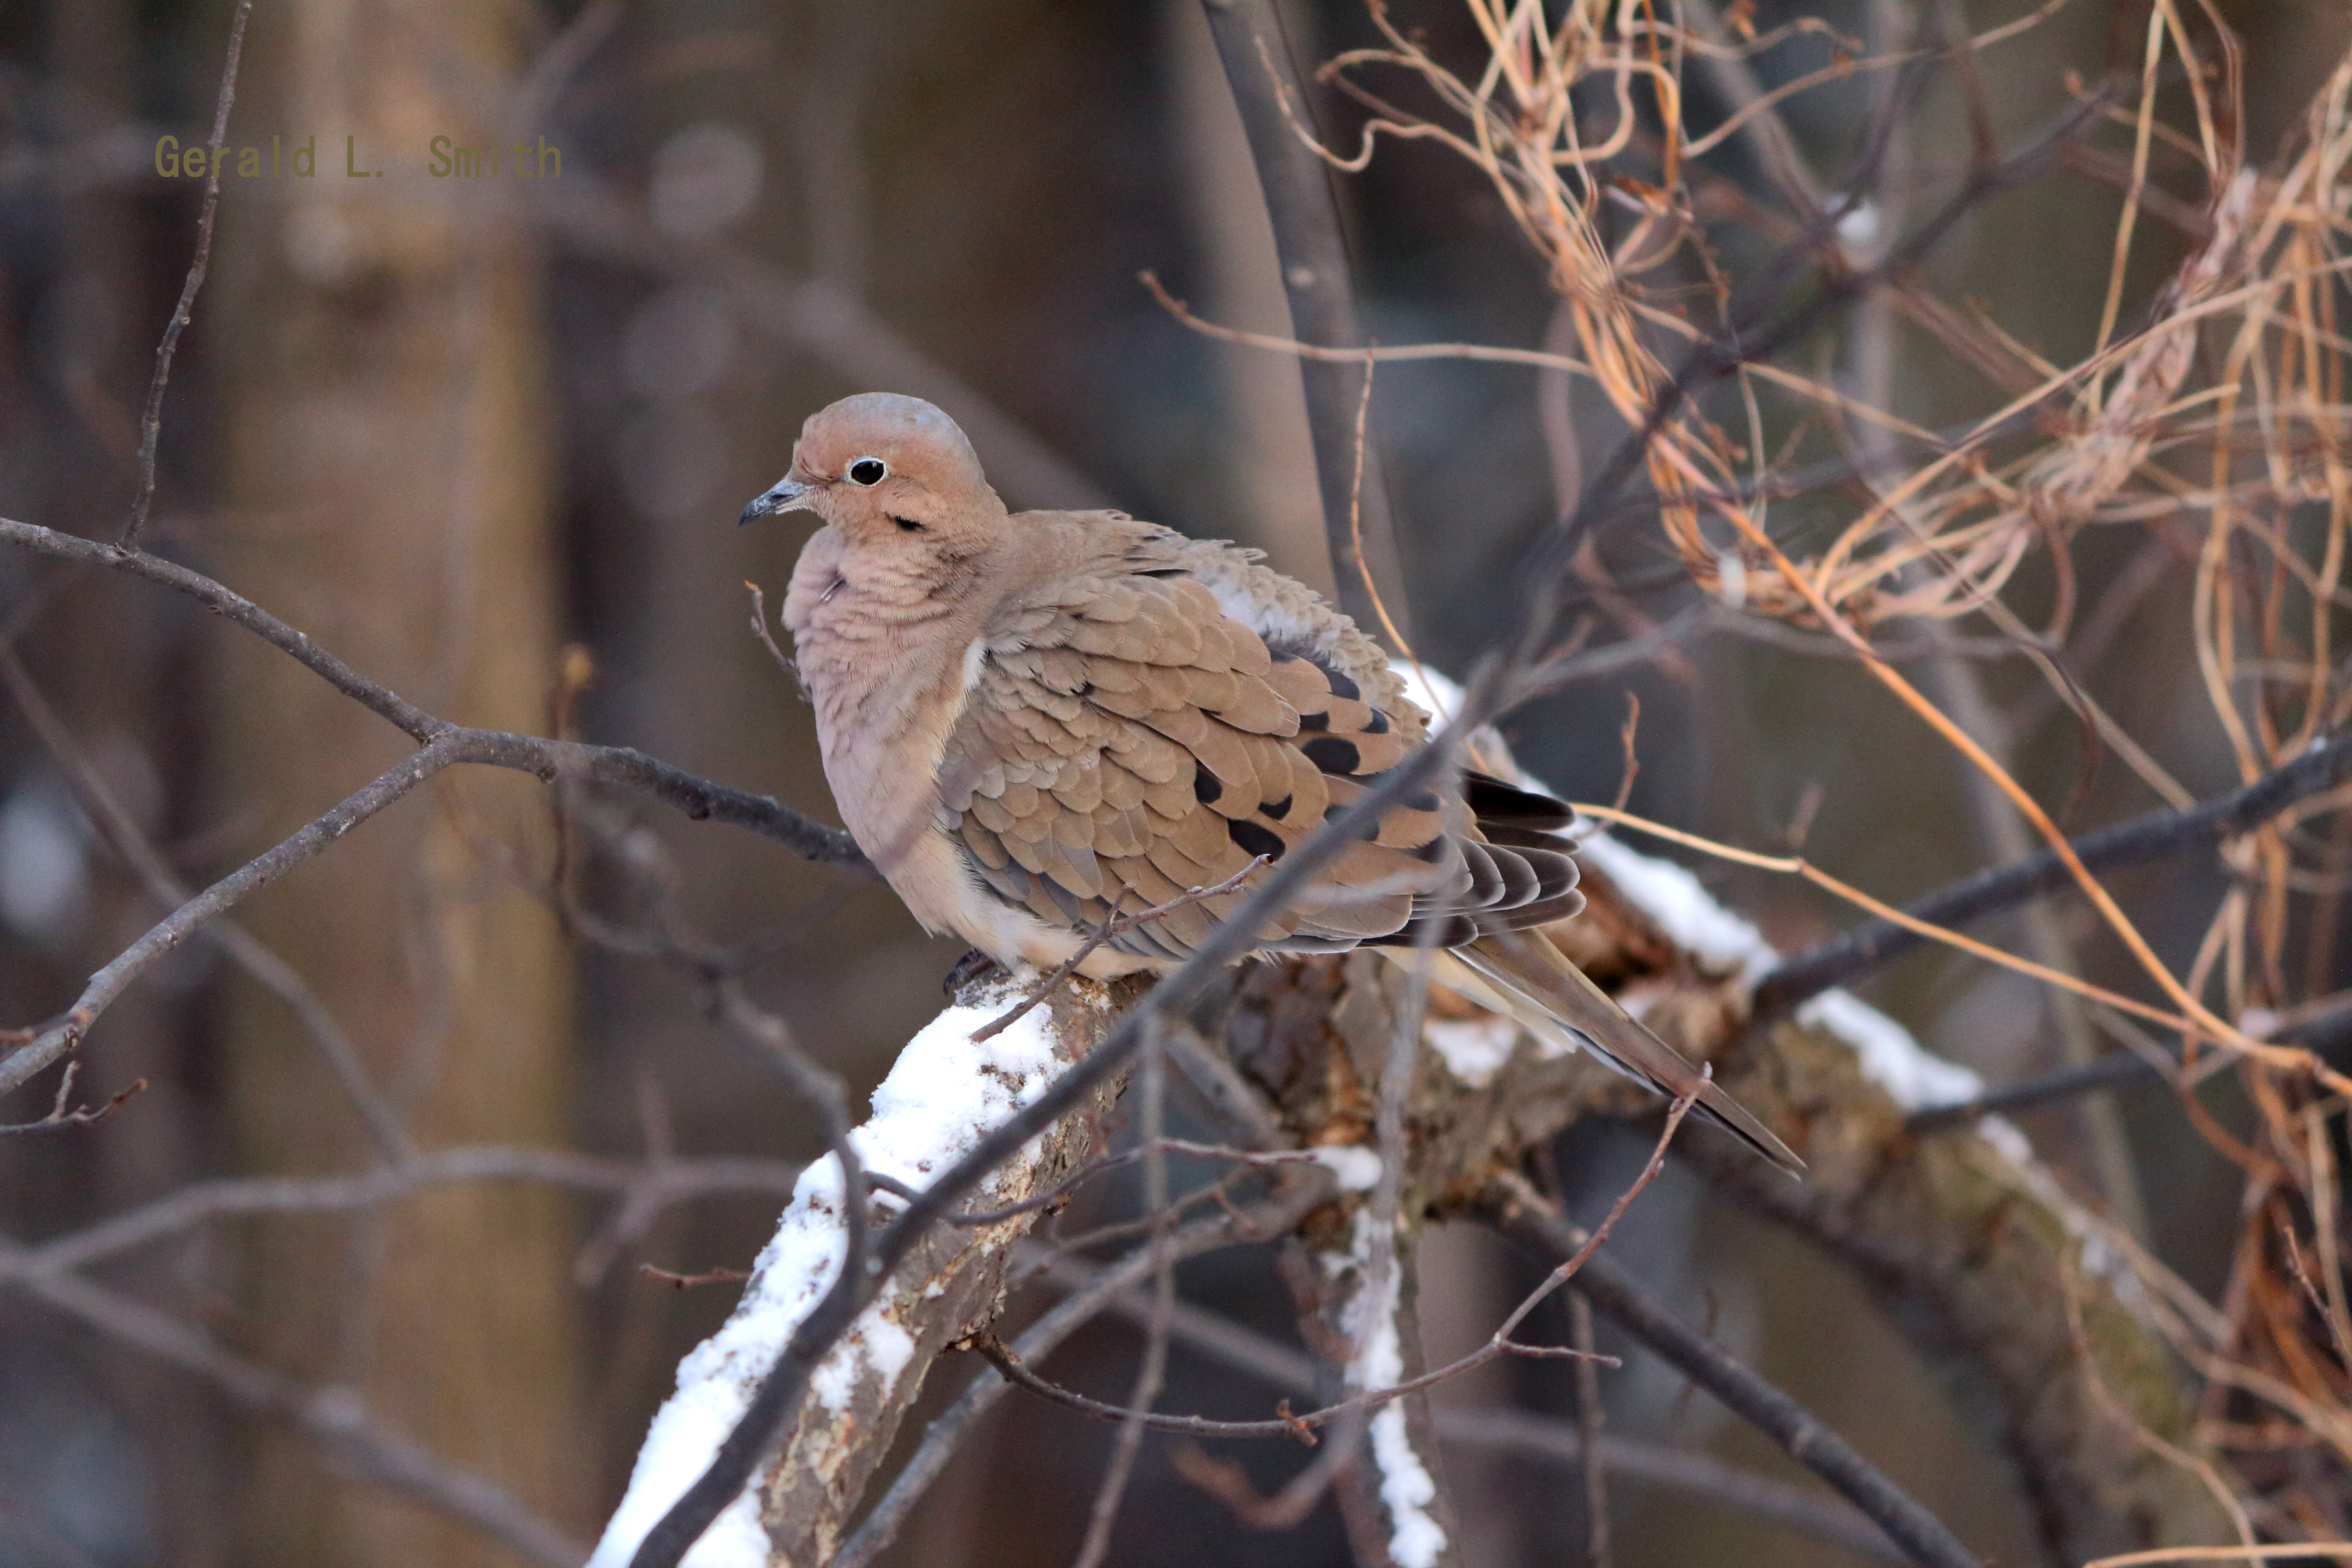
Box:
942;949;1004;1000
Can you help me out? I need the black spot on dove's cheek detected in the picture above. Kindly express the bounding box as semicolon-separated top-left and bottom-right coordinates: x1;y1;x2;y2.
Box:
1228;819;1285;861
1302;736;1361;775
1192;764;1223;805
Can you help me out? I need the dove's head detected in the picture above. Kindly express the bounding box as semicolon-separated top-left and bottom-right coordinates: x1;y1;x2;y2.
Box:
740;392;1005;556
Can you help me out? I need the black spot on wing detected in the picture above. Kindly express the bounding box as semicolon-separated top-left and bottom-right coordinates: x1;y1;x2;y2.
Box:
1296;710;1330;733
1228;819;1286;861
1263;794;1294;822
1192;763;1223;805
1465;771;1578;830
1301;736;1361;775
1320;666;1361;701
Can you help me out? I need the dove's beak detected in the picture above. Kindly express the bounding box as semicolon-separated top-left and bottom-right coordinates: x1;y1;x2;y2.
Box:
740;475;818;525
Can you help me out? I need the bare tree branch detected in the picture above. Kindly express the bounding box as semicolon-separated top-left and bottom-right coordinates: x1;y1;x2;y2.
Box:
1484;1186;1981;1568
2;1146;799;1278
828;1176;1341;1568
0;1063;145;1137
1196;0;1411;639
120;0;250;548
0;732;471;1099
1009;1246;1914;1563
1906;993;2352;1130
0;517;866;866
1754;731;2352;1019
1432;1407;1907;1564
0;1242;586;1567
0;644;416;1160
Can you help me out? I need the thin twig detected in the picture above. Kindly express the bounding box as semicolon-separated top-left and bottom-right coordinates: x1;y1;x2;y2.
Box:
1485;1185;1982;1568
5;1146;799;1278
1434;1407;1908;1563
1019;1245;1916;1562
975;1090;1685;1446
1906;994;2352;1131
1071;1027;1172;1568
1196;0;1409;639
0;645;416;1161
0;1239;586;1567
971;1321;1612;1442
830;1175;1339;1568
1756;731;2352;1019
121;0;251;549
744;581;796;681
0;732;470;1100
0;1063;146;1137
0;517;867;866
1570;1290;1614;1568
638;1264;754;1290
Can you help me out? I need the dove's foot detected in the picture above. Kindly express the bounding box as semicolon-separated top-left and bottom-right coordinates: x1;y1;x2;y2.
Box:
942;948;1006;1000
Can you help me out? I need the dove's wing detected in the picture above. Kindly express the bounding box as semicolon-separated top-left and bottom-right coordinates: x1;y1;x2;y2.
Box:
934;528;1583;965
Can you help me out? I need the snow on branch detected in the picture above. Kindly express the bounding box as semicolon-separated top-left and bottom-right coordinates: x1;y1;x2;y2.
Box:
591;976;1128;1567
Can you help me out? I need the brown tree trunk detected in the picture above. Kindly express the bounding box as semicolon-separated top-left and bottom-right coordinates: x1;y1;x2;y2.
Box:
206;4;589;1563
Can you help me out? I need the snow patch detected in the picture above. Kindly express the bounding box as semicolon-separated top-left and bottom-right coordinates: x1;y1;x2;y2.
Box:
1574;830;1778;983
1369;1405;1446;1568
1798;990;1982;1111
589;987;1066;1568
1309;1144;1385;1193
1423;1017;1518;1087
1339;1209;1447;1568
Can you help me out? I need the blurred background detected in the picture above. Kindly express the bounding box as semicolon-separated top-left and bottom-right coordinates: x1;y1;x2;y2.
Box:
2;0;2349;1564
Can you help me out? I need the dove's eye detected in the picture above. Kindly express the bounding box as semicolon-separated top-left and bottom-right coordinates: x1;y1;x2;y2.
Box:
847;457;888;486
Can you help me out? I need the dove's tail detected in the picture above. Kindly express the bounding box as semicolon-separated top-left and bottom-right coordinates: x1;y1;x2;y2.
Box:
1428;928;1804;1176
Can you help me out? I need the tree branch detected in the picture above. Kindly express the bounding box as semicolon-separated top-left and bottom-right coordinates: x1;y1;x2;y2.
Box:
0;644;417;1161
1485;1189;1982;1568
995;1246;1912;1563
0;517;866;867
1754;732;2352;1019
1906;995;2352;1131
121;0;250;548
5;1146;799;1278
1197;0;1410;639
0;1241;585;1567
828;1181;1340;1568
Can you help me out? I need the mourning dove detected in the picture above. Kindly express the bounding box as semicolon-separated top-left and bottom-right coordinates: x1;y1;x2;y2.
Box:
742;392;1799;1172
